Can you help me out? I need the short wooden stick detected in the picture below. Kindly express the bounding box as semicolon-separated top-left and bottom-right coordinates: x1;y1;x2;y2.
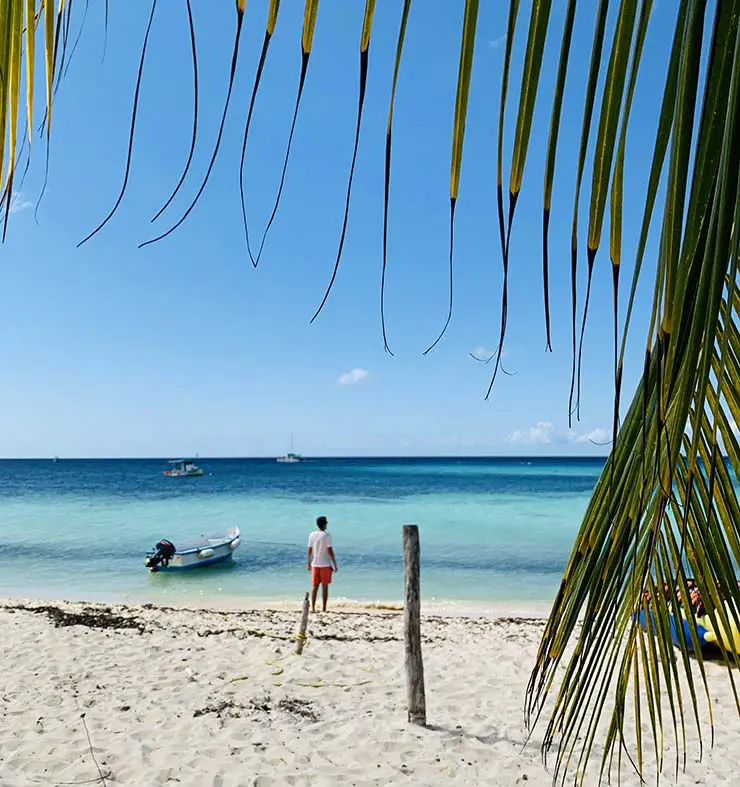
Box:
403;524;426;725
295;592;310;655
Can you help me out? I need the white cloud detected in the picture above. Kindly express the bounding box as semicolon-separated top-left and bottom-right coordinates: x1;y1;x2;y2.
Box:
508;422;611;446
338;368;369;386
573;428;611;445
470;346;495;359
489;35;505;50
9;193;33;214
508;421;555;445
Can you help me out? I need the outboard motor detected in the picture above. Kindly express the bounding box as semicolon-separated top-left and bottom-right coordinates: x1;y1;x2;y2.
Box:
144;539;176;571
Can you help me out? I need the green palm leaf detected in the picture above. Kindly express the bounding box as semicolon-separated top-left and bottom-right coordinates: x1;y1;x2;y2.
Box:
566;0;608;424
1;0;23;239
488;0;519;397
541;0;576;354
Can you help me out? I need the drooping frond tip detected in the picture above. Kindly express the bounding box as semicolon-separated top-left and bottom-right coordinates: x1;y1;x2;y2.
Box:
310;0;376;324
423;0;479;357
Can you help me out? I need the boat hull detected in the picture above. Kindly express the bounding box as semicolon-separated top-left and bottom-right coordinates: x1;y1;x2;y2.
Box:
163;469;204;477
154;549;234;571
145;528;240;572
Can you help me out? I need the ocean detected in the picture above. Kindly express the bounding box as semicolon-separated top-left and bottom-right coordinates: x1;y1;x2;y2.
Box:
0;457;604;608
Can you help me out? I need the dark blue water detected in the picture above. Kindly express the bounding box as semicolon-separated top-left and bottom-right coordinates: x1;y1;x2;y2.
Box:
0;457;604;498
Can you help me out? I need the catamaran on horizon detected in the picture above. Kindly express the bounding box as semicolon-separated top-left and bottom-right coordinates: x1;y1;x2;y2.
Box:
277;435;303;463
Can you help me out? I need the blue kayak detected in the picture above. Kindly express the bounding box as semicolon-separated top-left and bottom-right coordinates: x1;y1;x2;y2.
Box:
637;609;710;652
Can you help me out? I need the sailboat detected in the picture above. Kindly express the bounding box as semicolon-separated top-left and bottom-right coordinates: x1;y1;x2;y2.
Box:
277;434;303;463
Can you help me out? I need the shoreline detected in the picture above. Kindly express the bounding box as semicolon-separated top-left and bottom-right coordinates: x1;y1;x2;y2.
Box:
0;592;555;621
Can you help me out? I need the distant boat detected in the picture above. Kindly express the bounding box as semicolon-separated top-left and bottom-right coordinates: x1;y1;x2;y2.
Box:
163;458;204;477
277;434;303;463
144;526;240;571
52;456;59;463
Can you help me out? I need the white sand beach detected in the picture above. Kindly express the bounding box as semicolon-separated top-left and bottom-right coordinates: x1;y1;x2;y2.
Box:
1;599;739;787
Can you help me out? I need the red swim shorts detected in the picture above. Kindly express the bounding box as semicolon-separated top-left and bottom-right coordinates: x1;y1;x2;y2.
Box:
312;566;333;586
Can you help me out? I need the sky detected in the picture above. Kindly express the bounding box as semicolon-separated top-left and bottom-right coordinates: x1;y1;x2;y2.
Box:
0;1;683;458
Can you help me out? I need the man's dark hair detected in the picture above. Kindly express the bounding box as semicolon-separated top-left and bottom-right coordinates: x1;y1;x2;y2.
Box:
317;516;328;530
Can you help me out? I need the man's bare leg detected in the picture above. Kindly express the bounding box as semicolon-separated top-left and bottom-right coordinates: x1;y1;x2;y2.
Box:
322;583;329;612
311;585;319;612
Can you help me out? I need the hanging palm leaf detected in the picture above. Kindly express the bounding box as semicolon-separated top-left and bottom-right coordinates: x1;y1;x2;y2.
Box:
3;2;740;784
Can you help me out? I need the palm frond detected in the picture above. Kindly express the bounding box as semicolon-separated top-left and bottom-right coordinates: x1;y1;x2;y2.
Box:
138;0;245;249
77;0;157;247
488;0;519;399
239;0;282;265
381;0;412;356
541;0;576;355
423;0;479;356
566;0;609;425
1;0;24;237
150;0;199;224
311;0;376;323
246;0;320;266
3;3;740;784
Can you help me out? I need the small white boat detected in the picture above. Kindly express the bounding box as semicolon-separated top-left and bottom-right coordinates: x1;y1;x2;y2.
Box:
144;526;240;571
277;434;303;463
163;459;204;477
276;452;302;464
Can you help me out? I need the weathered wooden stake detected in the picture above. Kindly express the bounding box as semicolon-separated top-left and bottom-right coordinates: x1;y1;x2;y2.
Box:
403;524;427;725
295;592;310;655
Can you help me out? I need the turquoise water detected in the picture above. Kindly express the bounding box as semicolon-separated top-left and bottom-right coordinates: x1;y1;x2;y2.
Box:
0;458;603;606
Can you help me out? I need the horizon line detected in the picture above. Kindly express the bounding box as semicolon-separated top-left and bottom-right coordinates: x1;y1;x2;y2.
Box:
0;453;610;461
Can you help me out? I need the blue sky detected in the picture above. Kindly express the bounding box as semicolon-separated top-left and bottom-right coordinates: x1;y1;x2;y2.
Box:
1;1;679;458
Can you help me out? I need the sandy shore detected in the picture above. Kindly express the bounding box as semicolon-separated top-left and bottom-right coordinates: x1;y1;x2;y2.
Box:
1;599;738;786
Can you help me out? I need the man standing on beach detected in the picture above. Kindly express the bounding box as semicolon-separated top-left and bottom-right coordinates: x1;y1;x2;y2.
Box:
307;516;338;612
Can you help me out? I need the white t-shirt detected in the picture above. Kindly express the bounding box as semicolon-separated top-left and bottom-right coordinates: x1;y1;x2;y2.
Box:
308;529;333;568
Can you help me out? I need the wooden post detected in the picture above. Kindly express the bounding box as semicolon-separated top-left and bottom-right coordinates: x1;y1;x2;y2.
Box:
403;524;426;725
295;592;310;655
